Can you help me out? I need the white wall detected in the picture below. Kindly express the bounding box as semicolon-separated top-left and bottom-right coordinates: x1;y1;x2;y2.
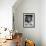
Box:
41;0;46;46
0;0;16;30
13;0;41;46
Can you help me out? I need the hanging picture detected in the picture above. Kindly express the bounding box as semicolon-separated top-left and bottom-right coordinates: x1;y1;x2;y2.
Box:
23;13;35;28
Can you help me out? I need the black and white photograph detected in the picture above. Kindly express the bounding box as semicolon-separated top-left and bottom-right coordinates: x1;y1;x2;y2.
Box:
23;13;35;28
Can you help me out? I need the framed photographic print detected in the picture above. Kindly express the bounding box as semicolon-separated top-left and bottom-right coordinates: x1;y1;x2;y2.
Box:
23;13;35;28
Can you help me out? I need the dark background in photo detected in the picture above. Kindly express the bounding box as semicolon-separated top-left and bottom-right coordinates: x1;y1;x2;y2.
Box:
25;15;33;23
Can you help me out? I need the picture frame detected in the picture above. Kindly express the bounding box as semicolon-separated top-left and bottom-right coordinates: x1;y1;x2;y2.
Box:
23;13;35;28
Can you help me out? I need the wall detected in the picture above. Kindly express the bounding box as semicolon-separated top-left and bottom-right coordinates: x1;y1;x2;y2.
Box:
0;0;17;39
0;0;16;30
40;0;46;46
13;0;41;46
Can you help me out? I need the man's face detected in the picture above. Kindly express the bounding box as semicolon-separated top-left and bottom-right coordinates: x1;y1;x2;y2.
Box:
27;16;32;22
25;15;32;23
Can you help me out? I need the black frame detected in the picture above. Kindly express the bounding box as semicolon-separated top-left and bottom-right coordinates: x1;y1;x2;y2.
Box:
23;13;35;28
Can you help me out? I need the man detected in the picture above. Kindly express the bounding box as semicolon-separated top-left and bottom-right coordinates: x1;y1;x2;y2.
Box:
25;15;33;23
